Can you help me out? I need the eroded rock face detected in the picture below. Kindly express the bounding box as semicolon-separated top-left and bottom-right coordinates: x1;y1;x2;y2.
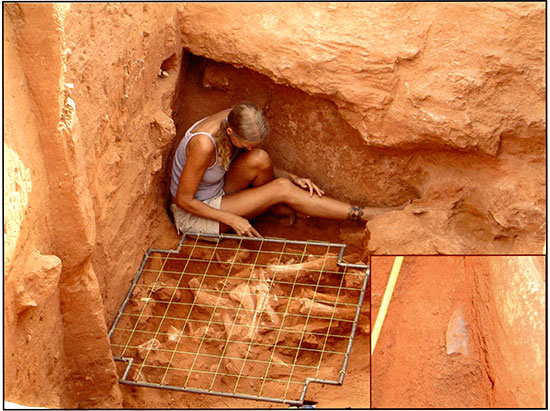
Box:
178;3;545;154
176;55;545;254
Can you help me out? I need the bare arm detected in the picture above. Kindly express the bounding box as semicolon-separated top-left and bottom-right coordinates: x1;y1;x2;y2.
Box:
175;135;261;237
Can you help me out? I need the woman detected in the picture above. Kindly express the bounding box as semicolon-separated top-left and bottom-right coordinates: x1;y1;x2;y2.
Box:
170;102;398;238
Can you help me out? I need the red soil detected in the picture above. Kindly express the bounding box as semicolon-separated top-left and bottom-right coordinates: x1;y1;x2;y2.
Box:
371;256;492;408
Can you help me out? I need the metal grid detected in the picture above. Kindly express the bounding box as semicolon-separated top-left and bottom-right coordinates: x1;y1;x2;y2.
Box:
108;232;369;406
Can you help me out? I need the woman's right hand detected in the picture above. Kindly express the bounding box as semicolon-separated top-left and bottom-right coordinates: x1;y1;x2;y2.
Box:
225;214;262;238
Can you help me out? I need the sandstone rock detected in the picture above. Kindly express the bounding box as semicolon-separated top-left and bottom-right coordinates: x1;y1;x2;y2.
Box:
467;256;545;407
15;250;62;315
3;146;32;269
177;51;544;254
178;3;545;154
152;110;176;147
137;338;161;360
366;199;468;254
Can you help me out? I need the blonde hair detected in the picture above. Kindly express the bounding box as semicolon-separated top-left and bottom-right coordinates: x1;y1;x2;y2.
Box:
214;102;269;169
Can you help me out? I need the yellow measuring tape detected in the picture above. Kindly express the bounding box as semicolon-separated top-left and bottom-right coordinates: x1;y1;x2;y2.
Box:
371;256;404;355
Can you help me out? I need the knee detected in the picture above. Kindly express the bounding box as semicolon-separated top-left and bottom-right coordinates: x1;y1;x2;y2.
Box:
272;177;295;200
247;148;272;170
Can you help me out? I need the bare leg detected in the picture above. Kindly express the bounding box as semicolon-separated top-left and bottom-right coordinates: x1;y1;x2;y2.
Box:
224;149;296;217
221;177;394;225
224;149;274;194
220;150;400;233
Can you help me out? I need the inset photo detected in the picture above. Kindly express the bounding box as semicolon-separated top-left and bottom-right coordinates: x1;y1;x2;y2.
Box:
371;255;545;408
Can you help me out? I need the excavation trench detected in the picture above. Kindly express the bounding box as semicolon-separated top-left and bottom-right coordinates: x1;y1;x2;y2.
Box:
4;4;546;409
169;51;419;210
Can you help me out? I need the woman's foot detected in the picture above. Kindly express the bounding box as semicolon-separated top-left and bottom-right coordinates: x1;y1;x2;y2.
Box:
348;199;411;222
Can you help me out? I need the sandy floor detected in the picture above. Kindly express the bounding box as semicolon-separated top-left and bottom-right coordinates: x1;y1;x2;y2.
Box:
370;256;492;408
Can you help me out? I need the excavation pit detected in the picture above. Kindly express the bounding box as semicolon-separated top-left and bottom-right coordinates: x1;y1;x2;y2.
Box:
5;3;545;409
109;232;369;406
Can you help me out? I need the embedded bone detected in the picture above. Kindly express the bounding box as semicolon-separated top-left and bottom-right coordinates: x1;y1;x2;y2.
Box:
343;267;366;289
188;277;226;311
187;321;226;341
220;311;236;339
228;282;255;312
129;286;155;327
245;272;271;340
298;298;357;321
164;325;181;348
298;288;355;305
151;280;182;302
216;249;250;270
264;253;339;281
136;338;172;370
137;338;161;360
186;259;357;376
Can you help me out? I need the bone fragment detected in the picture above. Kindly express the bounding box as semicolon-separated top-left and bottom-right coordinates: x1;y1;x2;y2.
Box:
298;288;354;305
275;318;348;350
137;338;161;360
245;274;271;340
188;277;227;312
136;338;171;372
221;311;236;339
276;320;332;348
130;287;155;327
298;298;357;320
216;249;250;270
151;281;182;302
264;253;339;281
343;268;366;289
165;325;181;348
135;372;149;383
187;321;226;341
446;306;469;355
228;282;255;312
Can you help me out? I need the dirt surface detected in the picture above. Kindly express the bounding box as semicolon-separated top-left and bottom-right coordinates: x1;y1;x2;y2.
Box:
116;216;370;409
371;256;492;408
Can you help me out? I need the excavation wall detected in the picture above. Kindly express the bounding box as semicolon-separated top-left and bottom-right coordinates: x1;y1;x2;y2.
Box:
3;2;546;408
467;256;546;407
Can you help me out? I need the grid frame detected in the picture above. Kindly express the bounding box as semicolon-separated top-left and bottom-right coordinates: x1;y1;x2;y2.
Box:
108;232;369;406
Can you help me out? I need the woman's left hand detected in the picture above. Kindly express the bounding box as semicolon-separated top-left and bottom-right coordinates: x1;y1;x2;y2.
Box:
291;175;325;198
